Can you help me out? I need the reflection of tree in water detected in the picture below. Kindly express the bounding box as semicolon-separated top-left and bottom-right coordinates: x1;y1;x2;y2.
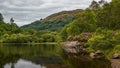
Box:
0;51;20;68
61;51;112;68
24;55;68;68
11;63;15;68
0;44;62;68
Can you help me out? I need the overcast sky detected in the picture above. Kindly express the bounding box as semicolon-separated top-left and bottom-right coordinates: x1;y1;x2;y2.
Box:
0;0;111;26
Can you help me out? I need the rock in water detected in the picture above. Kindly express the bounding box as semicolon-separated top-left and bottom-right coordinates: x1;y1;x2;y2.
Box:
113;54;120;59
62;41;80;54
89;50;104;59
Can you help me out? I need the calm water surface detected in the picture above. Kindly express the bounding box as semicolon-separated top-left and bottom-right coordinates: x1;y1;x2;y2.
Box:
0;44;112;68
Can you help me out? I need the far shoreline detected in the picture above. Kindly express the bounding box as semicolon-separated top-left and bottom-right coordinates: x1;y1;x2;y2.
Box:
0;42;59;45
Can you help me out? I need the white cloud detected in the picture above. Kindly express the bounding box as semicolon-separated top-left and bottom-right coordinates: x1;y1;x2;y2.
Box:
0;0;111;26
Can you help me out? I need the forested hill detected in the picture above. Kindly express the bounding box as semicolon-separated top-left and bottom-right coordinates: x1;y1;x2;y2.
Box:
21;9;83;31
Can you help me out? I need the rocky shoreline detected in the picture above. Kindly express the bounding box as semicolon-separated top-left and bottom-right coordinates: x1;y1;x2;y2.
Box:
62;41;120;68
111;59;120;68
62;33;120;68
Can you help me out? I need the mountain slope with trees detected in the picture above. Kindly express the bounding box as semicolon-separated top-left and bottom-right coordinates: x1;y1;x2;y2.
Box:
60;0;120;58
21;9;83;31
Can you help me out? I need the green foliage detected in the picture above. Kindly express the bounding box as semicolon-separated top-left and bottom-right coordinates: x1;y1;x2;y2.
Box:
60;26;69;41
111;32;120;54
89;0;100;11
60;9;97;40
0;30;61;43
22;18;74;31
86;28;120;57
113;45;120;54
0;13;4;22
86;28;113;52
0;21;21;34
97;0;120;29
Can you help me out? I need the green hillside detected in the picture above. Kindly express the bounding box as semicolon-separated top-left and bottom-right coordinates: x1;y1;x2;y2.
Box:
21;9;83;31
60;0;120;57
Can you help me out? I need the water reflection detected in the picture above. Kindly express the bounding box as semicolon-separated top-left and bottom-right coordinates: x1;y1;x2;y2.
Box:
62;51;112;68
0;44;67;68
0;44;112;68
4;59;46;68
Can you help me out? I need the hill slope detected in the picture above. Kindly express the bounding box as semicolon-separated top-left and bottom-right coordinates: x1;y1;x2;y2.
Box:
21;9;83;31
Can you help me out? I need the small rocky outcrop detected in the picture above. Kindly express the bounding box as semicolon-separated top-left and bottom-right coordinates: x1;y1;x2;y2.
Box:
67;33;93;42
89;50;104;59
62;41;81;53
113;54;120;59
62;32;93;54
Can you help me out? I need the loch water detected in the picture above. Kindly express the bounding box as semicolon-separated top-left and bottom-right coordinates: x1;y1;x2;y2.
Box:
0;44;112;68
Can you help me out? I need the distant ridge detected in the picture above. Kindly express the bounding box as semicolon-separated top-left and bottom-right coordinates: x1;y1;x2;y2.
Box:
21;9;83;31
